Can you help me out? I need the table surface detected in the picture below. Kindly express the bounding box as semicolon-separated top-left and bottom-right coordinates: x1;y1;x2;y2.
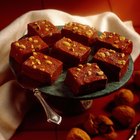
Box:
0;1;140;140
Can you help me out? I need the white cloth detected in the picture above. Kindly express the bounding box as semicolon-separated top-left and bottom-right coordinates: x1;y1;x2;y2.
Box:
0;9;140;140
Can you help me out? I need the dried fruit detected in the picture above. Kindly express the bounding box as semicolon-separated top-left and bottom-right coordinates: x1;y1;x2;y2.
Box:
83;114;99;135
114;88;134;106
95;115;114;134
112;105;135;127
83;114;115;136
66;127;91;140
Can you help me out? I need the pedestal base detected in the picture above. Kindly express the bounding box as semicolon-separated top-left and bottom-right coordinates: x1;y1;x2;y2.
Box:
45;96;93;115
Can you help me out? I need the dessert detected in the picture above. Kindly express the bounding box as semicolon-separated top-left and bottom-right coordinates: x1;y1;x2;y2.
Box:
112;105;135;127
27;20;61;46
61;22;98;46
93;31;133;55
22;52;63;84
114;88;134;106
66;128;91;140
93;48;129;82
51;37;91;67
10;35;49;64
64;63;108;95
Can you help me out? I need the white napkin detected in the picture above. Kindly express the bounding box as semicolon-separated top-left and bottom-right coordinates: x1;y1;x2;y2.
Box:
0;9;140;140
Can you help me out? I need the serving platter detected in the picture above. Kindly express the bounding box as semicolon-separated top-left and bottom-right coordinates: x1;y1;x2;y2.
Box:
39;56;133;100
9;24;134;101
10;55;133;101
9;23;134;117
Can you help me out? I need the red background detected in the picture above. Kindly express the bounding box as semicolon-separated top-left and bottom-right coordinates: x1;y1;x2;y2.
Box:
0;0;140;140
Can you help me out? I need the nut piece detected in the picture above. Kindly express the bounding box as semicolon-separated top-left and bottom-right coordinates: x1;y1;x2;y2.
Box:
66;128;91;140
112;105;135;127
114;88;134;106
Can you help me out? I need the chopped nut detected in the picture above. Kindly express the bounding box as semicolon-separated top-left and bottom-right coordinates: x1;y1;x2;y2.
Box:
73;26;78;30
44;55;48;59
20;44;26;49
108;35;113;38
36;59;41;65
79;46;86;51
31;44;34;49
15;42;20;46
86;30;93;37
45;28;49;31
62;41;71;47
87;71;92;76
67;38;72;42
76;68;81;71
98;52;106;58
117;60;126;65
97;71;104;76
33;52;37;55
121;53;125;58
109;49;116;53
74;74;78;78
40;68;45;71
28;37;33;42
105;51;110;56
120;36;125;41
113;44;119;48
78;64;83;68
46;60;52;65
29;56;35;60
31;61;35;65
95;65;99;69
33;40;39;43
33;65;37;69
32;49;35;52
86;63;92;66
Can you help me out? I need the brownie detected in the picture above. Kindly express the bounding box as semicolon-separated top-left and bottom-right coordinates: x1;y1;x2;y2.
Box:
92;48;129;82
64;63;108;95
27;20;61;46
61;22;98;46
93;32;133;54
51;37;91;67
10;36;49;64
22;52;63;84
